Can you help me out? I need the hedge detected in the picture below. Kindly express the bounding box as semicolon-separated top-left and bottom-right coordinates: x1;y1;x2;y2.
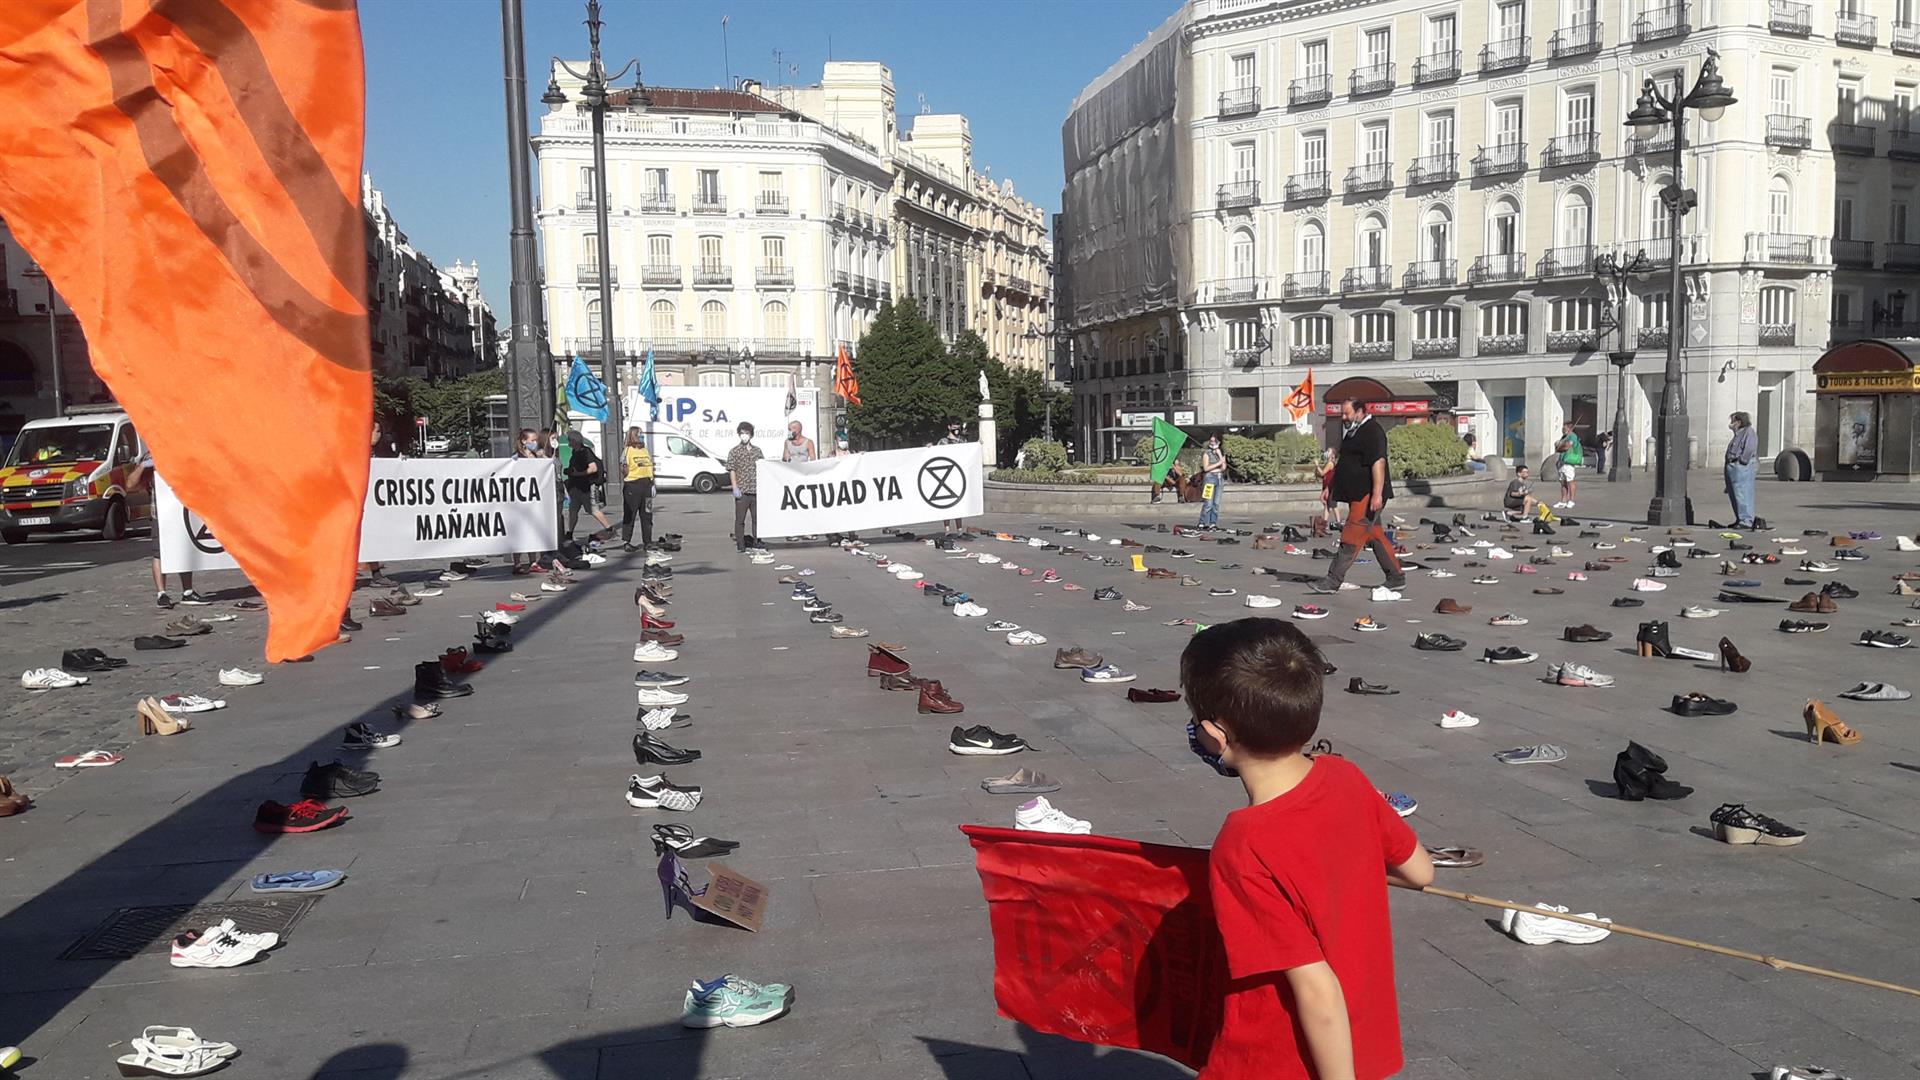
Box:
1385;422;1470;479
989;468;1097;485
1019;438;1068;472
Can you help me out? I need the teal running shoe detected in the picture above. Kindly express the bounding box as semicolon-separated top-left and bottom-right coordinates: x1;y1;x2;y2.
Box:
681;975;792;1028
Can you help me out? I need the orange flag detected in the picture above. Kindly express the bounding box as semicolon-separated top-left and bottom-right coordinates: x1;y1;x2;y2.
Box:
0;0;372;661
834;342;861;406
1283;367;1316;422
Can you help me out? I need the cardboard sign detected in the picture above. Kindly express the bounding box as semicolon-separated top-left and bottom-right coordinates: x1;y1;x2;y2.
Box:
754;442;984;537
686;861;770;932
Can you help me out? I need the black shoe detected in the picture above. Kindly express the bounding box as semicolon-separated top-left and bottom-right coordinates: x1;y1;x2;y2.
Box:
1346;677;1398;695
1093;587;1122;601
632;732;702;766
414;660;474;698
947;725;1031;755
1611;597;1644;607
1413;633;1466;652
300;759;380;798
1671;693;1738;716
1624;740;1669;773
1709;803;1805;845
1562;624;1612;643
340;615;364;633
1778;619;1829;634
1784;576;1815;586
156;593;176;609
61;648;113;672
1822;581;1859;600
473;634;513;653
1727;540;1753;551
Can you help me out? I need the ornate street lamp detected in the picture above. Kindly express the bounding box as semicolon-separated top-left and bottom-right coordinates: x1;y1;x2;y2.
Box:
1625;48;1736;524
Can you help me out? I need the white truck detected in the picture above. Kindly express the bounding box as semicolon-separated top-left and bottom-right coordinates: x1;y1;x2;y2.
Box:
570;384;822;492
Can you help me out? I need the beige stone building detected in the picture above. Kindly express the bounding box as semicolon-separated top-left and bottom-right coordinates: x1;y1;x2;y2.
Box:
1062;0;1920;467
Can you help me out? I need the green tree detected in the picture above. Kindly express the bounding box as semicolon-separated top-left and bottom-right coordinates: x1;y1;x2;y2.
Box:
848;300;969;447
371;369;506;453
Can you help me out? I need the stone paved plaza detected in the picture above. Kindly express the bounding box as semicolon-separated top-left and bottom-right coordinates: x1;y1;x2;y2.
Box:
3;475;1920;1079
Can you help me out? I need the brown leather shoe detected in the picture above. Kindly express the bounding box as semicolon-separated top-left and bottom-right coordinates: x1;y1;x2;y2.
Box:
1831;535;1855;547
1563;624;1612;642
1434;598;1472;615
1252;535;1279;550
1582;562;1612;572
1817;594;1839;614
1120;538;1143;548
1054;646;1103;668
880;672;928;691
1127;687;1181;703
918;683;963;714
1146;567;1177;579
867;645;911;678
1787;592;1824;613
643;630;685;647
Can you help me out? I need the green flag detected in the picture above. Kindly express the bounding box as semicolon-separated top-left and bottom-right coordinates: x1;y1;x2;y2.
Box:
1147;417;1190;486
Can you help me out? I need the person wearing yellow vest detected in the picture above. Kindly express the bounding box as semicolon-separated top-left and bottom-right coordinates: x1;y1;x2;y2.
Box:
620;426;656;553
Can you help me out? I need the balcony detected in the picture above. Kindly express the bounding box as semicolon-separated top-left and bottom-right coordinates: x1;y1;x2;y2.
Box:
1343;161;1393;194
753;338;805;357
1407;153;1457;186
755;194;789;216
1471;142;1527;177
1283;271;1329;298
1479;37;1529;72
1836;12;1877;48
1897;22;1920;56
1630;130;1675;156
1413;336;1460;359
1766;114;1811;149
1349;340;1395;361
1832;239;1874;267
641;264;681;286
1887;242;1920;269
573;191;597;211
1537;245;1594;278
831;269;850;289
1542;131;1600;168
1403;259;1457;289
1469;252;1528;284
1218;86;1260;118
1634;4;1688;42
692;263;732;286
1215;277;1258;303
1759;323;1797;346
1768;0;1811;35
1292;343;1332;364
1549;22;1603;58
642;192;675;214
1547;330;1598;352
1638;326;1671;349
1830;122;1876;155
830;202;848;222
1412;50;1459;85
855;274;874;296
878;222;891;242
1349;62;1395;97
1216;180;1260;210
859;210;875;231
756;264;795;286
1289;74;1332;107
576;263;615;285
1479;334;1526;355
1891;130;1920;160
1342;265;1393;294
1285;171;1331;200
691;193;726;215
1744;232;1819;264
880;283;892;302
1622;235;1681;266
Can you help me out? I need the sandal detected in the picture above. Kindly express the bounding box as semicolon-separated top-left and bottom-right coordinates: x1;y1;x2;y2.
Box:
391;702;442;721
1425;845;1485;868
115;1037;229;1076
651;823;739;859
55;749;124;769
139;1027;238;1061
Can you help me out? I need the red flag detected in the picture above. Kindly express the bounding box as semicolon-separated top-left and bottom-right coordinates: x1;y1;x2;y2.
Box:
834;342;861;406
961;825;1227;1070
0;0;372;661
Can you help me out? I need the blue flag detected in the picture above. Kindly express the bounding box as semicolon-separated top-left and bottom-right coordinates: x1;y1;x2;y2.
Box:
566;357;609;421
638;349;661;422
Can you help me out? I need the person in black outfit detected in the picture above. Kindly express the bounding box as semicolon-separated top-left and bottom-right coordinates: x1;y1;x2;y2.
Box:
563;429;614;542
1311;398;1406;593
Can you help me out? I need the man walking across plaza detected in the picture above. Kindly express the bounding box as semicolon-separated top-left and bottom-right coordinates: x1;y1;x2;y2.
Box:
1311;399;1406;595
1552;421;1582;509
562;429;614;543
1724;411;1759;529
727;421;763;552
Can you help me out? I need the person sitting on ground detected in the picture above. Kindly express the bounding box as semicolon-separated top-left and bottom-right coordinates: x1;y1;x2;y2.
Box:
1182;618;1433;1080
1503;464;1536;520
1462;432;1488;473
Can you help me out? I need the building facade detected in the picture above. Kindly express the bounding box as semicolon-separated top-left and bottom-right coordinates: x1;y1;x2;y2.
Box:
363;175;493;381
1063;0;1920;467
0;219;99;440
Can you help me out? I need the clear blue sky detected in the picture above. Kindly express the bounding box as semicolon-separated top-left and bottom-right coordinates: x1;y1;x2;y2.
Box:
360;0;1174;312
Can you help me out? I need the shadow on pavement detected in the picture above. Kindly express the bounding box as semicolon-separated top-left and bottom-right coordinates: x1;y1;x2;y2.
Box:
920;1029;1193;1079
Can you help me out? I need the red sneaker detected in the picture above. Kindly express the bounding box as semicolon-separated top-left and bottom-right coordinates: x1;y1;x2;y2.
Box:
253;799;349;834
642;613;675;630
496;602;527;612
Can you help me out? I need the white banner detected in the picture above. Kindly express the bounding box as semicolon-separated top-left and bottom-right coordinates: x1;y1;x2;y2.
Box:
157;458;558;573
754;443;984;537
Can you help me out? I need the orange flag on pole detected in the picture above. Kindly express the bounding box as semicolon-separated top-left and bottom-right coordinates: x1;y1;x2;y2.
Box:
1283;367;1316;423
0;0;373;661
833;343;861;406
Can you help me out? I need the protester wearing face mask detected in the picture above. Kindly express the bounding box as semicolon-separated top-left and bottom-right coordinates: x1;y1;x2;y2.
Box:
512;429;550;574
936;420;969;535
1724;411;1758;530
1198;434;1227;528
726;421;764;552
621;427;656;554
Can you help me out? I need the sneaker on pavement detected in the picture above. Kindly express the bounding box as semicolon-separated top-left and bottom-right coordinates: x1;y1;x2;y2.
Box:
948;724;1031;755
1006;630;1049;646
252;798;349;834
1080;663;1137;683
627;773;701;811
1437;709;1480;728
218;668;264;686
636;686;691;706
341;722;400;749
1501;902;1612;945
634;642;679;663
169;927;264;968
634;669;691;687
681;975;791;1028
1013;795;1091;834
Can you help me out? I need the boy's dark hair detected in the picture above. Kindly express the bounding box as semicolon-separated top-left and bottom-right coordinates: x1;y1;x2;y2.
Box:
1179;617;1325;755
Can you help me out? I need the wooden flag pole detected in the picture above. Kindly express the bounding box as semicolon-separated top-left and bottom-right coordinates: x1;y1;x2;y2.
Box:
1421;885;1920;1001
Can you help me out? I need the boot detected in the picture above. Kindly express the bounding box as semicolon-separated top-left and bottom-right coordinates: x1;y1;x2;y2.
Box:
414;660;474;699
1533;520;1555;535
867;645;911;678
1657;549;1682;570
1635;620;1673;659
1718;637;1751;673
917;681;963;714
1282;525;1304;542
1613;755;1693;801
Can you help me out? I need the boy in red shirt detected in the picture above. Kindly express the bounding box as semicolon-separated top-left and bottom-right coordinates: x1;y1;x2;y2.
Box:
1182;618;1434;1080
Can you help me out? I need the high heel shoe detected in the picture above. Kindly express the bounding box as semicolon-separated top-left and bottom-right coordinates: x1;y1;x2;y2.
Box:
137;697;188;736
1635;620;1674;658
1804;699;1861;745
1718;637;1751;673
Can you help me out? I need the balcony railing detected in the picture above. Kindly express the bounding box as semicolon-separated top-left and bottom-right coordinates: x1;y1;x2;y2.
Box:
1832;239;1874;267
1630;130;1675;156
1343;161;1393;194
1886;242;1920;268
641;264;681;286
755;194;789;216
1471;142;1527;177
1218;86;1260;118
1547;330;1598;352
1349;62;1395;97
1549;22;1603;57
1830;122;1875;155
1479;37;1529;72
1413;50;1459;85
1216;181;1260;209
1638;326;1671;349
1766;114;1811;149
1479;334;1527;356
1285;171;1331;200
1744;233;1819;264
1291;343;1332;364
831;269;850;288
1836;12;1877;47
855;274;874;296
753;338;806;357
1412;336;1460;359
1342;265;1393;293
1403;259;1457;289
693;263;732;285
1634;4;1688;42
642;192;675;214
1469;252;1528;284
576;263;615;285
756;264;795;286
1349;340;1395;361
1623;236;1676;266
1537;245;1594;278
1407;153;1457;186
573;192;597;210
1289;74;1332;107
1892;130;1920;160
1216;277;1258;303
1759;323;1797;347
1768;0;1811;35
691;194;726;215
1897;22;1920;55
1283;271;1329;298
1542;131;1600;168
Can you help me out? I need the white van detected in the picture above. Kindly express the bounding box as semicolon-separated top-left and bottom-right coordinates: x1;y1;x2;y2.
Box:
641;426;732;493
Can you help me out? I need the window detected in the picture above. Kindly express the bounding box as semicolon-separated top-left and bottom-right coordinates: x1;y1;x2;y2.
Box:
1422;206;1452;261
1290;314;1332;346
1495;0;1525;40
1551;297;1600;332
700;299;726;340
584;298;603;343
1231;141;1256;184
1833;292;1855;325
645;167;668;197
1424;110;1455;157
699;235;723;269
1563;88;1594;135
1300;130;1327;173
1489;197;1519;254
1358;212;1387;266
1899;85;1917;131
1298;220;1326;271
1648;175;1672;239
1426;13;1456;54
649;299;675;340
1493;100;1523;146
1363;27;1391;67
1481;301;1527;337
758;171;783;207
696;169;720;203
1416;306;1459;340
1770;68;1795;116
1892;199;1911;243
764;300;788;340
577;165;594;199
1836;191;1857;239
1640;292;1670;329
1229;229;1255;277
581;233;599;268
762;235;786;267
647;235;671;265
1352;310;1394;344
1226;319;1262;353
1768;176;1792;233
1838;80;1860;125
1362;121;1390;164
1558;189;1592;248
1567;0;1596;25
1231;53;1255;89
1303;40;1328;78
1760;286;1795;327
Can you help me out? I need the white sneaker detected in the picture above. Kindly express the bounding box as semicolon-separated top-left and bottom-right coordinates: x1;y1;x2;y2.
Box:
484;610;520;625
218;668;264;686
635;687;690;707
21;668;86;690
1437;709;1480;728
1501;902;1612;945
1550;547;1572;558
169;927;262;969
953;601;989;617
1630;578;1667;591
639;706;678;731
1679;606;1722;619
1554;662;1615;687
159;695;226;713
580;552;608;566
1243;594;1283;608
1488;613;1528;626
210;917;279;951
1006;630;1049;646
633;642;679;663
1428;568;1456;578
896;570;924;581
1897;536;1920;552
646;551;674;565
439;570;469;582
1371;585;1405;602
1014;796;1091;835
1486;547;1514;560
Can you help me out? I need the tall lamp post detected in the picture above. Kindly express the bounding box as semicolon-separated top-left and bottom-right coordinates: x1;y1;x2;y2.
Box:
1625;48;1736;525
544;0;642;451
19;262;63;415
1593;251;1650;483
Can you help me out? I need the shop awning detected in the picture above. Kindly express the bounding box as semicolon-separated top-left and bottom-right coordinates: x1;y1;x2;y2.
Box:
1321;376;1439;416
1813;340;1920;392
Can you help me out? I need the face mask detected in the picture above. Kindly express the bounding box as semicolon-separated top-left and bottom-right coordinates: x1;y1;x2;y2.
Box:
739;435;752;444
1186;721;1238;778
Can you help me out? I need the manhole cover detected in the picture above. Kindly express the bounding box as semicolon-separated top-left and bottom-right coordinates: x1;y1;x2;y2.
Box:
60;897;321;960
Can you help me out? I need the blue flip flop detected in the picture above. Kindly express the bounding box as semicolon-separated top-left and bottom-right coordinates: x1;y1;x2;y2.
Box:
249;869;345;893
